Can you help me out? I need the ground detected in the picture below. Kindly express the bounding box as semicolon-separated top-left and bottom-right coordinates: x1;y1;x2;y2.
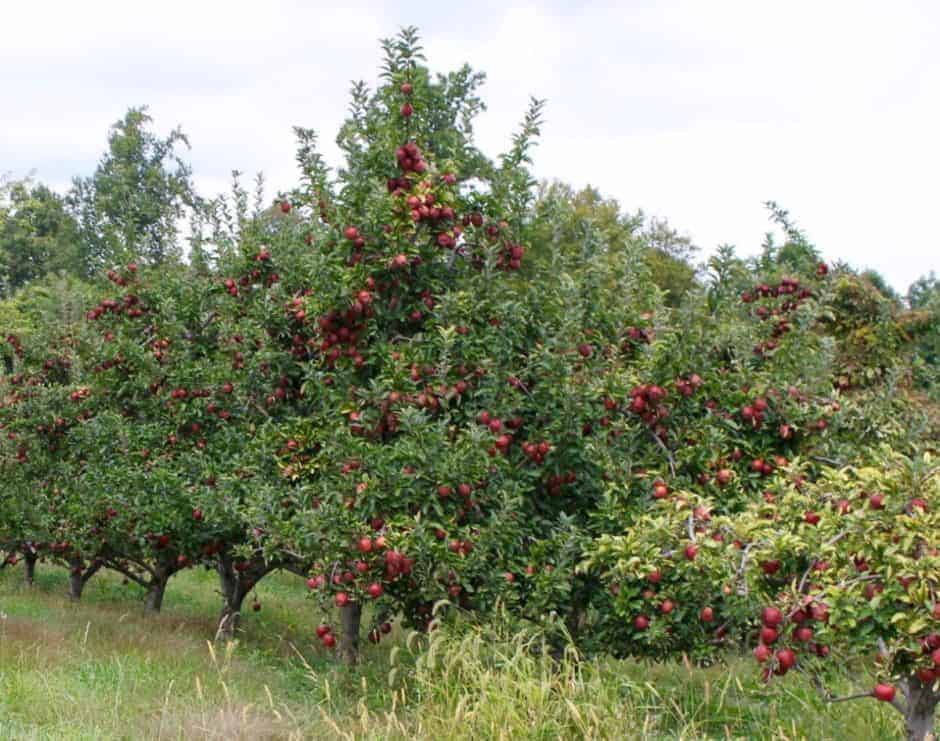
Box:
0;564;905;740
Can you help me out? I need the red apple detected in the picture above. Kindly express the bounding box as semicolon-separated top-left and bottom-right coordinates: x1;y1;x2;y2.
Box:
873;683;896;702
762;606;784;628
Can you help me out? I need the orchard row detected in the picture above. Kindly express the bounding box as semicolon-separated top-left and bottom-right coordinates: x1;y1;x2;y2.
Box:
1;28;936;739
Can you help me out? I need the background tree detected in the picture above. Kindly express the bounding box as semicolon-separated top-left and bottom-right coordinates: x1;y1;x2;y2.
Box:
68;107;199;275
0;178;82;296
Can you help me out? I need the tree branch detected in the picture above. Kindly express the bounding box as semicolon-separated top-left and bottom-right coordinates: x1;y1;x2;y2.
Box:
81;562;102;585
829;692;875;703
104;559;150;587
647;429;676;478
808;670;906;714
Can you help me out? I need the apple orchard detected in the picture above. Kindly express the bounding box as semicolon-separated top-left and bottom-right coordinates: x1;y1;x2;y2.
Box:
1;29;938;741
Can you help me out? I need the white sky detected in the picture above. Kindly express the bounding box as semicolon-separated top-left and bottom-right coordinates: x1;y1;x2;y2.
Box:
2;1;938;291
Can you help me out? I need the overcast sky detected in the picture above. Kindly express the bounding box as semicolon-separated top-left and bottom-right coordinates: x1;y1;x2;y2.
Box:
2;1;937;291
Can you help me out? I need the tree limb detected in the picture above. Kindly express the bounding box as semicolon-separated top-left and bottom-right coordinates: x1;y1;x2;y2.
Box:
647;429;676;478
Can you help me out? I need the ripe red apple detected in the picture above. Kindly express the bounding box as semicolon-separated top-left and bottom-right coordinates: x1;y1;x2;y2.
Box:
793;626;814;642
909;498;928;514
367;582;383;599
660;599;675;615
335;592;350;608
322;633;336;648
400;102;414;117
192;508;203;521
280;201;291;214
761;606;784;628
400;82;413;95
753;644;772;663
761;559;781;575
358;537;373;553
775;648;797;672
803;511;820;525
917;668;937;683
648;569;662;584
634;615;650;631
684;544;698;561
869;493;885;510
700;606;714;622
759;626;778;644
715;469;733;486
873;683;896;702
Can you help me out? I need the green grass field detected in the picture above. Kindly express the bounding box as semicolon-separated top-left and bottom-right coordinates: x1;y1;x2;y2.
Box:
0;564;906;740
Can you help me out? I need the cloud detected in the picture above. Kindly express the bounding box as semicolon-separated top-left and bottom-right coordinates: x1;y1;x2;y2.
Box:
1;0;937;290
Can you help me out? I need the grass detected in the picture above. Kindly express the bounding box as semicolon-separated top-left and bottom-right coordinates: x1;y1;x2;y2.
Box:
0;563;907;740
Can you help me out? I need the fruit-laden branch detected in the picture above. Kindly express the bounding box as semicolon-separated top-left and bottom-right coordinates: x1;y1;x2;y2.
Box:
808;671;906;715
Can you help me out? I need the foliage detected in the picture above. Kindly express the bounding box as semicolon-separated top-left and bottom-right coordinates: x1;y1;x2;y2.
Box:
0;178;82;297
0;25;937;737
67;107;199;275
585;449;940;738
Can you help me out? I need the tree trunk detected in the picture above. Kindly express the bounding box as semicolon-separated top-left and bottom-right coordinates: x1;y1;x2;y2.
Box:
68;558;84;601
24;551;37;587
216;554;249;640
144;566;170;614
339;602;363;665
903;676;938;741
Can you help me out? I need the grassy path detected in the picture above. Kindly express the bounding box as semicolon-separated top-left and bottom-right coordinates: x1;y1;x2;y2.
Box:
0;565;904;739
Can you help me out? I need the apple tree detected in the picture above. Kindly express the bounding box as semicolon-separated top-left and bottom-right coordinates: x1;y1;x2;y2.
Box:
585;450;940;741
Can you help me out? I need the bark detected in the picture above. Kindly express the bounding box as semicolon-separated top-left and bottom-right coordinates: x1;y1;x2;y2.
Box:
216;553;250;640
68;558;84;601
902;676;938;741
144;565;171;614
339;602;363;665
24;551;37;586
